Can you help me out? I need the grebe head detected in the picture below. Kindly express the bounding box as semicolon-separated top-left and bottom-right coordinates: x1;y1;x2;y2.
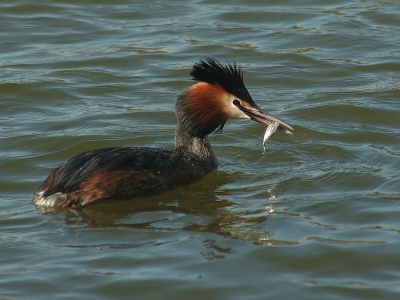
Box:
175;58;293;138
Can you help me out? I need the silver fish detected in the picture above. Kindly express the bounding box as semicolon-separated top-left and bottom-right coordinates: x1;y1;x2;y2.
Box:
262;121;279;154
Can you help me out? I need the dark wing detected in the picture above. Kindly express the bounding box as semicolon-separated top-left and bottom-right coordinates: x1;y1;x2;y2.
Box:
43;147;126;195
38;147;213;205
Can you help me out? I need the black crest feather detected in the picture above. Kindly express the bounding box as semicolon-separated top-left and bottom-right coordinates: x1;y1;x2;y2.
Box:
190;57;256;106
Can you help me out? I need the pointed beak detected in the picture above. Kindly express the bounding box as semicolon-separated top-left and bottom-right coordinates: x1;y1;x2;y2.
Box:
235;102;294;134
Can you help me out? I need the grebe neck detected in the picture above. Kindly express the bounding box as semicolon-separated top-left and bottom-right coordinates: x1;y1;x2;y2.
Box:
174;124;217;166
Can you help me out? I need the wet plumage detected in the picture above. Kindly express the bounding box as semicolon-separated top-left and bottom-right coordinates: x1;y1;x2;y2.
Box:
34;58;293;208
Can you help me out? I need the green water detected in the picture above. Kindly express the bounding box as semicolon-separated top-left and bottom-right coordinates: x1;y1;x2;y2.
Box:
1;1;400;299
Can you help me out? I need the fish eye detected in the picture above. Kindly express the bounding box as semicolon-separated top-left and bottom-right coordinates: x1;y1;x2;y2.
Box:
233;99;240;106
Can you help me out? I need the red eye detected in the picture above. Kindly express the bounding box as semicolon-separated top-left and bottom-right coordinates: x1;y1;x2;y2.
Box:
233;99;240;106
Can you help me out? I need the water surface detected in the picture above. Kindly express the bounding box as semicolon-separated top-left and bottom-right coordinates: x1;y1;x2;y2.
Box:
1;1;400;299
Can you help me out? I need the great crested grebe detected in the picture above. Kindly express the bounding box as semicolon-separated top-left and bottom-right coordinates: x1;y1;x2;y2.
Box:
34;58;293;208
